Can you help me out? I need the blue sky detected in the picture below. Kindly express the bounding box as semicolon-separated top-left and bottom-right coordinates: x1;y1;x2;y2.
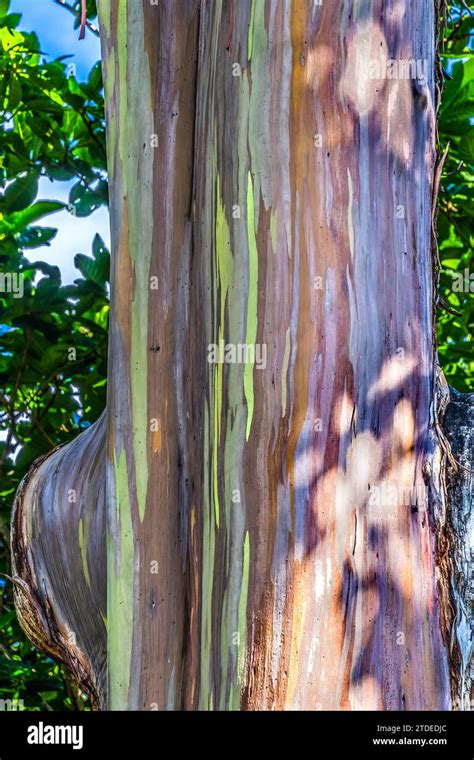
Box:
11;0;110;283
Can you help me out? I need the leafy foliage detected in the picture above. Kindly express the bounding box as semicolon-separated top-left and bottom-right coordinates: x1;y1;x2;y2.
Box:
437;0;474;390
0;0;106;710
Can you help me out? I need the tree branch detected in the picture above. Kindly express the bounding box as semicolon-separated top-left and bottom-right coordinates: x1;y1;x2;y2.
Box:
52;0;100;38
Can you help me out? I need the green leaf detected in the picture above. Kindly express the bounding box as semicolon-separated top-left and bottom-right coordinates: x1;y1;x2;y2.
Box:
0;610;16;630
87;61;102;91
69;181;103;217
2;12;21;29
74;246;109;287
6;73;22;111
16;226;57;249
47;165;74;181
2;173;38;212
0;201;64;235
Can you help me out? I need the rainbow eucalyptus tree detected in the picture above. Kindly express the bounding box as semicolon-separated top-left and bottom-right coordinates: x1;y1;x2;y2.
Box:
11;0;472;711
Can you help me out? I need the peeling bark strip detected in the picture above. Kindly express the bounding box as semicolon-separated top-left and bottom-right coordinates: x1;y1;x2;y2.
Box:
79;0;87;39
11;415;107;710
442;388;474;710
96;0;452;710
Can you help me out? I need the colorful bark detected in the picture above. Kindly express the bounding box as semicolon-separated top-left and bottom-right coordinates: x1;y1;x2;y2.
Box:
193;0;449;710
11;414;107;709
98;0;202;709
97;0;453;710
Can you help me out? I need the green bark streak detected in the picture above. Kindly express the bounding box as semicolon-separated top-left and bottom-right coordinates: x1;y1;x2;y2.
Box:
237;531;250;679
216;176;233;337
116;0;153;522
247;0;256;60
108;449;134;709
200;401;216;709
212;364;221;529
104;48;115;181
78;518;91;589
97;0;111;36
244;173;258;441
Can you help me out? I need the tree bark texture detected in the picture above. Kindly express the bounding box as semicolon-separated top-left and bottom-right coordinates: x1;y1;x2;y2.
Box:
442;387;474;710
11;414;106;709
11;0;472;712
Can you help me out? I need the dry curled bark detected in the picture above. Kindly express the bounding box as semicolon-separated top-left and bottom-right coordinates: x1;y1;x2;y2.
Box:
441;388;474;709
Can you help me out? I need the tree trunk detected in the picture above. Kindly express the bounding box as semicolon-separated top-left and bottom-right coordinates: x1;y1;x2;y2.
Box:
11;0;472;711
11;413;106;709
